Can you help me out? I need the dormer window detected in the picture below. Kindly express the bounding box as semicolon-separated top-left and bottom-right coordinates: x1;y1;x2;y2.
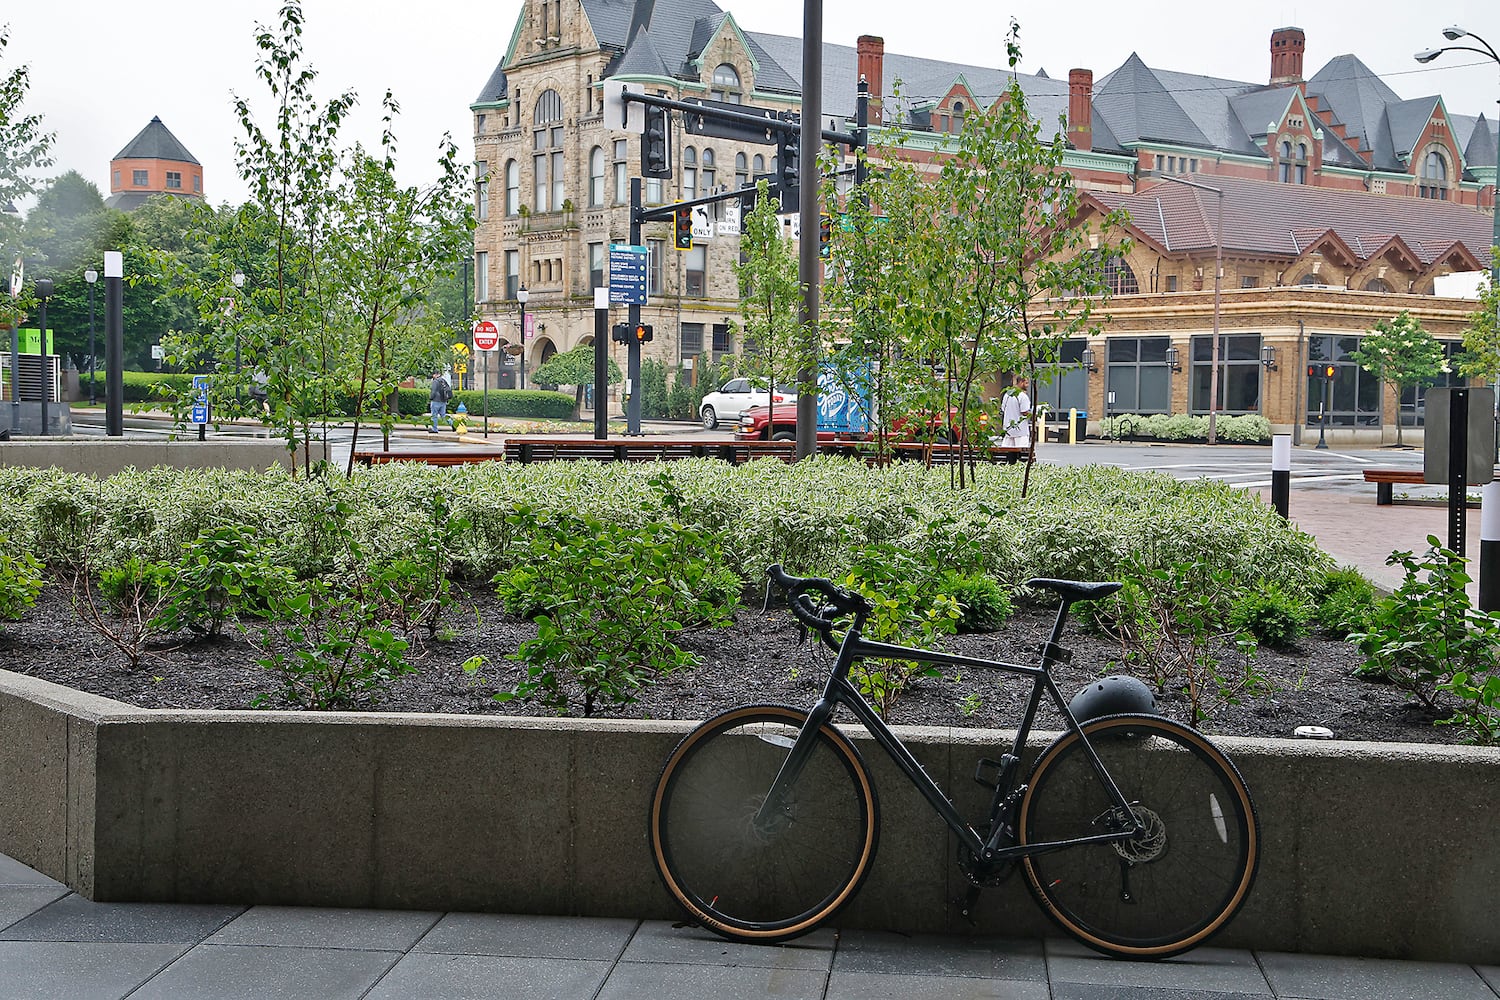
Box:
711;64;742;104
953;100;965;132
1278;140;1292;183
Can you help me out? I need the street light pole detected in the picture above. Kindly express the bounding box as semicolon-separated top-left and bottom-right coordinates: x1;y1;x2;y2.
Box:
1153;173;1225;444
35;278;52;436
1417;27;1500;392
85;269;98;405
231;271;245;409
517;284;529;391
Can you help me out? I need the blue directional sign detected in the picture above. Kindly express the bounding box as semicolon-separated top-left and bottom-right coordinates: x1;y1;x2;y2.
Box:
608;244;648;305
190;403;209;425
191;374;210;425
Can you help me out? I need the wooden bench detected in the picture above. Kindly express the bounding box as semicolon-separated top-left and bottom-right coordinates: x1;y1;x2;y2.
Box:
352;449;507;467
1363;469;1424;505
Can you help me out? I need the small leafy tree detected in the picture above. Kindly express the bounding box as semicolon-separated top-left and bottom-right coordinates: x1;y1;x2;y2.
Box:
0;25;55;330
1350;310;1446;447
532;343;621;420
1456;265;1500;385
734;181;806;431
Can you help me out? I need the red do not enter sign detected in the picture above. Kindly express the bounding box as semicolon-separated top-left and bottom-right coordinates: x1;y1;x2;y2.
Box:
473;320;501;351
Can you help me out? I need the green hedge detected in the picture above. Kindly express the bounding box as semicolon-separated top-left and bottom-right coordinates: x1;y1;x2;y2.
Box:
1097;413;1272;444
0;459;1330;604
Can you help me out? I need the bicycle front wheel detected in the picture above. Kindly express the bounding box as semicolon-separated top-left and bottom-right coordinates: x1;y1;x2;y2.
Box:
1019;714;1259;959
649;704;879;942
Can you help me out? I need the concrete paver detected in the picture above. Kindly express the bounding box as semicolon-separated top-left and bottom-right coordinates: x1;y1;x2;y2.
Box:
1;852;1497;999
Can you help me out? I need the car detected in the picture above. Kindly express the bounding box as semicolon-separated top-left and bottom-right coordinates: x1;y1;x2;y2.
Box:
699;378;797;429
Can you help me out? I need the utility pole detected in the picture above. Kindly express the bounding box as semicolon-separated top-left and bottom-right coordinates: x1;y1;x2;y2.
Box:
795;0;823;459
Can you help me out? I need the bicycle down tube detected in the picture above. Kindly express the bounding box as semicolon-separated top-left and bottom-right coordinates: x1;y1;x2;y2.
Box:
751;595;1144;860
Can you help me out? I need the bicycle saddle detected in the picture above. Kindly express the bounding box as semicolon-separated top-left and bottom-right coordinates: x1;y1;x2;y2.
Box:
1026;578;1123;603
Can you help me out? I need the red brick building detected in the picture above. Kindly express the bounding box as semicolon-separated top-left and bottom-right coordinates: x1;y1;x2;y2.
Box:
105;117;203;212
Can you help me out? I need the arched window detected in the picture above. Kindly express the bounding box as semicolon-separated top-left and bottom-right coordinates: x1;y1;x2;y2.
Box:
1298;273;1320;286
752;153;765;175
735;152;749;189
1421;150;1449;199
532;90;565;212
701;148;715;192
711;63;742;103
683;146;697;201
952;100;965;132
505;159;520;215
1105;256;1139;295
588;146;605;206
1295;143;1308;184
1279;140;1292;183
1364;278;1392;293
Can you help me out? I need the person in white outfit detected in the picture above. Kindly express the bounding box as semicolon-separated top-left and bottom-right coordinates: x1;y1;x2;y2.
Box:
1000;375;1031;463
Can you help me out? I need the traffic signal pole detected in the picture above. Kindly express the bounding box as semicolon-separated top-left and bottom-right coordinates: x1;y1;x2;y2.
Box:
628;177;643;435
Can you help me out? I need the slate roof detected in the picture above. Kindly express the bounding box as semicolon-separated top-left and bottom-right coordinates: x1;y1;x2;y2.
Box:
1091;173;1495;269
477;4;1491;183
112;117;199;165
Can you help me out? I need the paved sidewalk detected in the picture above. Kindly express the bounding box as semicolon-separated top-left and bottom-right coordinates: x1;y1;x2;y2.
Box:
3;855;1497;1000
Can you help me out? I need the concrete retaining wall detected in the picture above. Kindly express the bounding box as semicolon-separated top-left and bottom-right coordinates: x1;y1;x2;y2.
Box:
1;669;1495;962
0;438;324;475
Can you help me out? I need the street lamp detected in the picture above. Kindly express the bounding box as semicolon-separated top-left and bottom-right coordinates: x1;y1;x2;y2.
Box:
516;284;529;391
85;269;98;405
1417;27;1500;398
1153;174;1225;444
34;278;52;436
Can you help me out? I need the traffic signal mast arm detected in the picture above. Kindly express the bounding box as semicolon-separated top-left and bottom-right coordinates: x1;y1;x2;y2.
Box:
621;90;859;148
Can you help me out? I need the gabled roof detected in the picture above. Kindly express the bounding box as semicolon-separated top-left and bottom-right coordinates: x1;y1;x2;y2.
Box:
1229;87;1297;140
112;117;199;165
1385;96;1441;161
1092;173;1495;269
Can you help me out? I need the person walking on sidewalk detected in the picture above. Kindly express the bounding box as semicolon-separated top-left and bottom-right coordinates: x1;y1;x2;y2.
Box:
429;369;453;433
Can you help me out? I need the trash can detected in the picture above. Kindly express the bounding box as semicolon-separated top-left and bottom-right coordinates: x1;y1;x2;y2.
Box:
1069;409;1088;442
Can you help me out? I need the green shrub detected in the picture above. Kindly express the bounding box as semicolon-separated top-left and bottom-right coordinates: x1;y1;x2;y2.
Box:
1100;412;1270;444
1349;537;1500;715
0;540;44;624
494;504;740;716
838;542;960;717
449;388;576;419
150;525;292;638
940;572;1013;632
1312;566;1377;637
1228;582;1310;649
640;360;670;418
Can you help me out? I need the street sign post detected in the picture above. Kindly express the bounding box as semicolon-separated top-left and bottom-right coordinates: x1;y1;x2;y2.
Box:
608;244;648;305
191;374;210;439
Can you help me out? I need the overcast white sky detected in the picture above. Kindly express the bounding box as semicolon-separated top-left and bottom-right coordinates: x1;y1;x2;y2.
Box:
5;1;1498;209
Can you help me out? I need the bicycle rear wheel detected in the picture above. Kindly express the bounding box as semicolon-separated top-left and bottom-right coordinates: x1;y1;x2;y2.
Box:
1019;714;1258;959
649;704;879;942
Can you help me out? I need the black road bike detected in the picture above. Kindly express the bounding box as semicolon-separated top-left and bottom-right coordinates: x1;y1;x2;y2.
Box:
648;566;1259;959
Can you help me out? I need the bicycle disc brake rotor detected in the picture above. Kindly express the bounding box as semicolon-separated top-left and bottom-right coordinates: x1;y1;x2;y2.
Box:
1111;805;1167;864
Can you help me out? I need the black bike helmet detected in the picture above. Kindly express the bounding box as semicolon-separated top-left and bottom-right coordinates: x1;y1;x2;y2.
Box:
1068;675;1157;722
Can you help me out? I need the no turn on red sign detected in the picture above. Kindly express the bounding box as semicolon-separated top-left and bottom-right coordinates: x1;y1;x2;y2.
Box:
473;320;501;351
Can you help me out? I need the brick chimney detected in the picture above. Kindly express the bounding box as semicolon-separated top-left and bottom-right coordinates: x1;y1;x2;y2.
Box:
1067;68;1093;151
857;35;885;124
1270;27;1305;88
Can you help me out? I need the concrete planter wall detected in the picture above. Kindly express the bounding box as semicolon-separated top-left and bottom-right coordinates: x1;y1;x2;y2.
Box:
0;439;325;476
1;669;1495;962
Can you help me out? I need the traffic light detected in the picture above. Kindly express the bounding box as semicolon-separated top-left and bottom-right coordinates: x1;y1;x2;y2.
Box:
818;213;833;258
1325;364;1336;380
777;122;800;191
635;324;654;343
1307;364;1336;380
642;107;671;178
674;206;693;250
611;323;630;344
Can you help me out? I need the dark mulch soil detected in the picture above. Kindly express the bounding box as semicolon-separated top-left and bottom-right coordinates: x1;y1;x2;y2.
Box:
0;581;1457;744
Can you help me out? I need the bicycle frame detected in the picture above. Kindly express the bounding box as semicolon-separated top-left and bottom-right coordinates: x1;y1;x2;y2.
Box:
754;597;1144;862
